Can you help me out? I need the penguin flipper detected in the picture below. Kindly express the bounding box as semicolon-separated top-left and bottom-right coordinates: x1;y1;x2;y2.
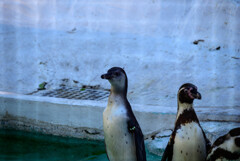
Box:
205;135;212;154
127;119;146;161
200;126;211;154
161;135;174;161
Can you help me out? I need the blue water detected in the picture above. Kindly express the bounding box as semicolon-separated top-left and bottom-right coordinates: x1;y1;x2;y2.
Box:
0;129;161;161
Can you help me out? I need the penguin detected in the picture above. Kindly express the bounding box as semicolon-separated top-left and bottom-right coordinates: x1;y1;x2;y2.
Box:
206;127;240;161
101;67;146;161
161;83;211;161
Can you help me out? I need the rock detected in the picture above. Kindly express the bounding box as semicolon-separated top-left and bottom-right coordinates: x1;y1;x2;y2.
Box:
146;137;169;156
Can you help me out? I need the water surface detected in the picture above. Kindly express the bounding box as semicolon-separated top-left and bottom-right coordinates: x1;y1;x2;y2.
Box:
0;129;161;161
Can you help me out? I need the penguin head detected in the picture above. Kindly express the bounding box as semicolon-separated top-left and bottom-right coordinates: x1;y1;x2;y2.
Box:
101;67;128;94
178;83;201;104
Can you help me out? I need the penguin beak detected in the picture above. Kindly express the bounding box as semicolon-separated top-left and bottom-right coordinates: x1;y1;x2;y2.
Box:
101;73;112;80
192;92;201;100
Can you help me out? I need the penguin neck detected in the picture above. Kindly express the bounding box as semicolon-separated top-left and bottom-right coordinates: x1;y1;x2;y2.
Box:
107;88;128;109
175;100;200;126
110;85;127;98
176;101;193;119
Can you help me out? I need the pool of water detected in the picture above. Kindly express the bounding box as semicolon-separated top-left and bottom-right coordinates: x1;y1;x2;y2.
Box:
0;129;161;161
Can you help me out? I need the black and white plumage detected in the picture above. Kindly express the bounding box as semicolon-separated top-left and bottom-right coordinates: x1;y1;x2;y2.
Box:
161;83;211;161
101;67;146;161
207;127;240;161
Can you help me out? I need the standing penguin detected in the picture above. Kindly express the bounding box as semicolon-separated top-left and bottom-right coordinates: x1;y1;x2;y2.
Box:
161;83;211;161
101;67;146;161
206;127;240;161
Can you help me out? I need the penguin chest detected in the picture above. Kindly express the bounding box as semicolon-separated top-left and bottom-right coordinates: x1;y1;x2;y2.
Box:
207;136;240;161
219;136;240;154
172;122;206;161
103;105;137;161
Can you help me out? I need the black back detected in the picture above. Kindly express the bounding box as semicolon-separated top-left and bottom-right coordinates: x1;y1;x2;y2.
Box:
126;99;147;161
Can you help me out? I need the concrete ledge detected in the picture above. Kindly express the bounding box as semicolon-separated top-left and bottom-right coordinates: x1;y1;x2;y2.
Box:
1;115;104;140
0;91;239;156
0;91;239;137
0;92;106;139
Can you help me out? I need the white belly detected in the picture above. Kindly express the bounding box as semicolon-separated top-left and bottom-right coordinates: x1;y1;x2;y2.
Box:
215;157;240;161
217;136;240;155
172;122;206;161
215;158;240;161
103;104;137;161
215;159;233;161
207;135;240;161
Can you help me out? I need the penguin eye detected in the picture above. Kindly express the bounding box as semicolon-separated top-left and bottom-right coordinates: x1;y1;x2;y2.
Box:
114;72;120;76
191;88;197;93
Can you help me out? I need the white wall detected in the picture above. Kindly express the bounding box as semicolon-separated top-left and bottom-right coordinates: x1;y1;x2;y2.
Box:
0;0;239;107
